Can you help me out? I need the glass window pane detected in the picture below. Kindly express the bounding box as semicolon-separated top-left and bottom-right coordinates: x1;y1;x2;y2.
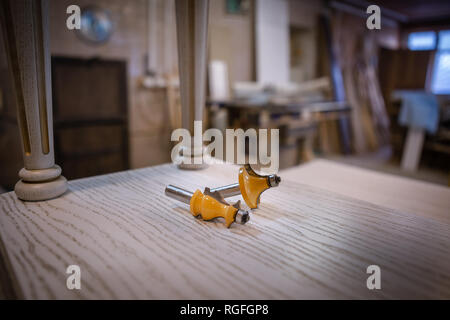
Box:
408;31;436;50
438;30;450;50
431;52;450;94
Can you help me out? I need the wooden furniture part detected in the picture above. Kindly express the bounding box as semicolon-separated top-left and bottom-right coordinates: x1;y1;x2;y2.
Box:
175;0;208;131
0;0;67;201
0;160;449;299
174;0;209;169
51;57;129;180
0;74;23;191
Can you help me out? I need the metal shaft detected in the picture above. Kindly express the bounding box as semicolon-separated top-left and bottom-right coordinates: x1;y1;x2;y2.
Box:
209;183;241;198
210;173;281;199
165;185;193;204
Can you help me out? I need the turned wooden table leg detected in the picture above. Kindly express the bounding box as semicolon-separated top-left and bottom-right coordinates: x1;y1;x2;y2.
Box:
0;0;67;201
174;0;209;169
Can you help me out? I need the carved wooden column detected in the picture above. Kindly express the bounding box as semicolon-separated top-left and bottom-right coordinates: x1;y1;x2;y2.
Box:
0;0;67;201
174;0;209;169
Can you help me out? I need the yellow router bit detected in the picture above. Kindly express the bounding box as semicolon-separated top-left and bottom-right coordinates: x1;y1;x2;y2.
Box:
210;164;281;209
165;185;250;228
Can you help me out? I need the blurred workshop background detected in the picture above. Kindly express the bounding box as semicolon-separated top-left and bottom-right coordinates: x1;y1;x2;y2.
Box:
1;0;450;192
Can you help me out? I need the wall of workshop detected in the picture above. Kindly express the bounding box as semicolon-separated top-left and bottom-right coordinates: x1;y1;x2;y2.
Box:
49;0;172;169
289;0;325;83
208;0;328;86
50;0;258;169
208;0;255;84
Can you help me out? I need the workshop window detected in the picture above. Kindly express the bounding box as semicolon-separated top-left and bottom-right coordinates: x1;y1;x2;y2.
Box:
431;30;450;94
407;31;436;51
408;30;450;94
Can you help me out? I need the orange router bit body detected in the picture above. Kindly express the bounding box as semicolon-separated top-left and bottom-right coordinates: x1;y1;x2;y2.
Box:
190;190;238;228
238;167;271;209
165;185;250;228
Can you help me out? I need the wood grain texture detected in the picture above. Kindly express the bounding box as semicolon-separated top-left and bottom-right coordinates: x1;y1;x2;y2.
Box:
282;159;450;224
0;161;449;299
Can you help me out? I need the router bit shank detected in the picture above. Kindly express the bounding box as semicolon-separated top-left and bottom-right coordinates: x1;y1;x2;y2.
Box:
210;183;241;198
165;185;192;204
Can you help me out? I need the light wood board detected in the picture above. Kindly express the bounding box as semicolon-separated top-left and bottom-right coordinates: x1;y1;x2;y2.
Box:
0;162;449;299
283;159;450;224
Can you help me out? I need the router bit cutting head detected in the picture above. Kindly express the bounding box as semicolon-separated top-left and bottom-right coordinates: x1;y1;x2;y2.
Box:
238;164;281;209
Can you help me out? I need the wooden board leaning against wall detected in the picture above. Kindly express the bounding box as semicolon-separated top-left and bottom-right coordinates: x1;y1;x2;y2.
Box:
331;10;393;154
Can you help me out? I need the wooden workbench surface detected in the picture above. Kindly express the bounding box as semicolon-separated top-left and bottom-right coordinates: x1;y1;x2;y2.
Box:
283;159;450;224
0;160;449;299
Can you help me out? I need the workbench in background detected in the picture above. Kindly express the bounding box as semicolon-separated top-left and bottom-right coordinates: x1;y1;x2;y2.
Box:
0;160;449;299
207;100;351;168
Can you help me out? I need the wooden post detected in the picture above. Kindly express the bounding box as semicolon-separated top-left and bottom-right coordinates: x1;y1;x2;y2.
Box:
174;0;209;169
401;127;425;172
0;0;67;201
